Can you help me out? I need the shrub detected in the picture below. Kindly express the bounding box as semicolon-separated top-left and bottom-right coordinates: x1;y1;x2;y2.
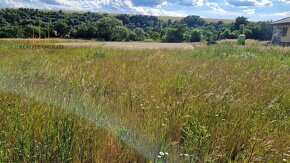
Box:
190;29;202;42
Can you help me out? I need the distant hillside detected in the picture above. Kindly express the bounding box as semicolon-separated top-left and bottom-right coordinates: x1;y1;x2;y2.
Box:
157;16;234;24
33;9;234;24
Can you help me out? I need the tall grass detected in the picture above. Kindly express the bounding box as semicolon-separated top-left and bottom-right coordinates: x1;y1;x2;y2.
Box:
0;41;289;162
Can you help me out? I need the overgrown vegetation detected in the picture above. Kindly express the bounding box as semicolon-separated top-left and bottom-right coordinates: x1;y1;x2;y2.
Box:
0;40;289;162
0;8;273;42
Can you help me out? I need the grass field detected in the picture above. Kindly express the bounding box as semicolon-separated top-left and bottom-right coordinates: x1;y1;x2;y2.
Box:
0;40;289;162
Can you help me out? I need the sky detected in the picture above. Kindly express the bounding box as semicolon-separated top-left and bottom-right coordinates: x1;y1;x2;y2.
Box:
0;0;290;21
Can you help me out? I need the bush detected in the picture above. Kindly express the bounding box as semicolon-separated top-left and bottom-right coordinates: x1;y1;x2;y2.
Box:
244;29;253;38
133;28;145;41
111;26;129;41
190;29;202;42
151;32;160;41
95;46;108;57
220;29;231;39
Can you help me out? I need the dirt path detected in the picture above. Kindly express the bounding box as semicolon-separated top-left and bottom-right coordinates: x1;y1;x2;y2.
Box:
56;41;195;49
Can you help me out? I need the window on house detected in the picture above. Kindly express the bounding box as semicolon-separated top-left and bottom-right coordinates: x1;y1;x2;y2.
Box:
274;27;288;37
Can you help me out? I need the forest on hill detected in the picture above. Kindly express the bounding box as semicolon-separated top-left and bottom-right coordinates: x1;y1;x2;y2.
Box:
0;8;273;42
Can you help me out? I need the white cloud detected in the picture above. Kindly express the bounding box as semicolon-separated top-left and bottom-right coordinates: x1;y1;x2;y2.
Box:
243;9;255;14
0;0;186;17
273;11;290;17
226;0;273;7
192;0;205;6
205;2;226;13
278;0;290;4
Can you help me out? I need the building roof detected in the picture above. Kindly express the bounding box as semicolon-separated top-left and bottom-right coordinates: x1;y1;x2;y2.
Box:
270;17;290;25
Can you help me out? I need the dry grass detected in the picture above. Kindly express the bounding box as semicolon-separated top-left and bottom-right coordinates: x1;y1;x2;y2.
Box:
0;41;289;162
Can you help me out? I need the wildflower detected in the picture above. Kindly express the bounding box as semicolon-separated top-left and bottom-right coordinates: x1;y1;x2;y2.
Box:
179;154;183;156
283;153;290;157
184;154;189;157
283;158;287;162
165;152;169;155
157;155;162;159
159;152;165;156
215;114;219;117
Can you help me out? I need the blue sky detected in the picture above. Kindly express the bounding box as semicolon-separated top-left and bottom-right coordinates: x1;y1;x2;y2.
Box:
0;0;289;21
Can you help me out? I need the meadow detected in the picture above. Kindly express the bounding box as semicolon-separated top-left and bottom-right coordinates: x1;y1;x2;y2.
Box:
0;40;289;162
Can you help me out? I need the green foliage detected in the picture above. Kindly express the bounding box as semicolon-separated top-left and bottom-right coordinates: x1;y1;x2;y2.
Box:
54;20;71;37
95;46;108;57
0;8;275;42
129;31;137;41
180;119;211;161
182;15;206;27
164;22;189;43
133;27;146;41
111;26;129;41
190;29;202;42
234;16;249;30
96;17;123;41
151;32;161;41
220;29;231;39
244;28;253;38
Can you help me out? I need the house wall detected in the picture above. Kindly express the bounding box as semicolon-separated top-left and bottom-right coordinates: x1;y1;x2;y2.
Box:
273;24;290;43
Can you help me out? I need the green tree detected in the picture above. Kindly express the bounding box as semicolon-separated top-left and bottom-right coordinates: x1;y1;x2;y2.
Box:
220;29;231;39
151;32;160;40
190;29;202;42
129;31;137;41
111;26;129;41
244;28;253;38
96;17;123;41
230;30;240;39
133;28;145;41
54;20;71;37
164;21;189;43
182;16;206;27
234;16;249;30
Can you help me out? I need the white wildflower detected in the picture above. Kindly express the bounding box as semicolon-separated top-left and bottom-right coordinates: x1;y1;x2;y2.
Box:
283;153;290;157
165;152;169;155
184;154;189;157
157;155;162;158
159;152;165;156
283;158;287;162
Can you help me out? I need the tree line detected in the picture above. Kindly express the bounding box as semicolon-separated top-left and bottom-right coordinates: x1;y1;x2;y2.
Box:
0;8;273;42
